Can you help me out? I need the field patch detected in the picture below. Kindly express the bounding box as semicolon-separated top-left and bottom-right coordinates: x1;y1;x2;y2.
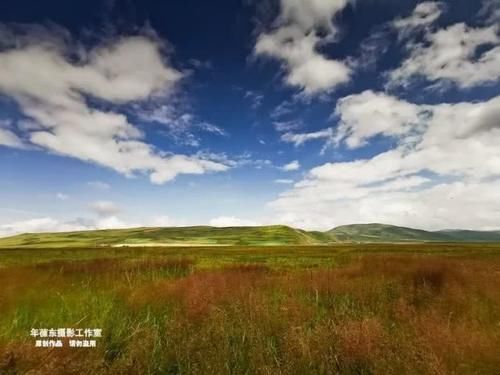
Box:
1;245;500;374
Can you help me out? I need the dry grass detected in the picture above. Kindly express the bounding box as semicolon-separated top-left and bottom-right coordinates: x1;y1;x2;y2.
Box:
1;252;500;374
128;263;270;318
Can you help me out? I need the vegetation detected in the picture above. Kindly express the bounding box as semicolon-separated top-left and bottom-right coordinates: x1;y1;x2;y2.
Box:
0;225;325;248
1;244;500;374
328;223;500;242
328;223;452;242
2;224;500;248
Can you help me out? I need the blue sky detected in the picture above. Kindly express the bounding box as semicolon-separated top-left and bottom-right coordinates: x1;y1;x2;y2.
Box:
0;0;499;235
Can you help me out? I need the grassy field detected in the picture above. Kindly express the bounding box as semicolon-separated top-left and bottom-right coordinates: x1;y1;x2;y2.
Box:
2;224;500;248
1;244;500;374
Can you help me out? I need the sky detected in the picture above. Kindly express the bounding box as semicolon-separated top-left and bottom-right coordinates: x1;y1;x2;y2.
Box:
0;0;499;236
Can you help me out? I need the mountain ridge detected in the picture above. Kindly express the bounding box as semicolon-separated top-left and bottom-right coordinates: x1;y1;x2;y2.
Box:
1;223;500;248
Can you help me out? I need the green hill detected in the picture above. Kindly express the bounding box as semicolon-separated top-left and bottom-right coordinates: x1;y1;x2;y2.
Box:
436;229;500;242
0;225;325;248
1;223;500;248
327;223;451;242
327;224;500;243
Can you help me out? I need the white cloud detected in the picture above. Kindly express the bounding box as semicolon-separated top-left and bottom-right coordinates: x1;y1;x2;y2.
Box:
334;90;424;148
269;91;500;231
56;193;69;201
0;213;189;237
0;217;89;237
281;128;333;146
209;216;260;227
281;160;300;171
89;200;121;217
194;151;273;170
270;100;294;119
392;2;443;38
0;128;24;148
389;2;500;89
0;24;228;184
0;120;25;148
254;0;352;95
273;120;302;132
95;215;134;230
272;180;500;231
479;0;500;24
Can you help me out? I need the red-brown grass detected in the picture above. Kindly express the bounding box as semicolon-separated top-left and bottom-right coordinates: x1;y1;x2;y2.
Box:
336;318;385;367
2;254;500;374
128;264;270;318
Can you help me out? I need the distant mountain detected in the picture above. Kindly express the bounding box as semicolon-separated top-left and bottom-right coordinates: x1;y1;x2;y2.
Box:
327;223;500;243
327;223;451;242
0;223;499;248
436;229;500;242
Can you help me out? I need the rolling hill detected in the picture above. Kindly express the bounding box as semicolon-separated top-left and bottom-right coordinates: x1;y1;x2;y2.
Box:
327;223;451;242
436;229;500;242
327;224;500;243
0;225;326;248
0;223;499;248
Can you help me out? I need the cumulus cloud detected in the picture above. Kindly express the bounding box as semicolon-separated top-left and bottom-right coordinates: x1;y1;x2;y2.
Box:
272;180;500;231
254;0;352;95
281;160;300;171
209;216;260;227
0;24;228;184
270;91;500;230
334;90;425;148
389;2;500;89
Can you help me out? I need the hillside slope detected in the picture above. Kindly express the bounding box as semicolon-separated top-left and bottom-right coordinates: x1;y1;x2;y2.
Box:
0;225;325;248
437;230;500;242
327;224;500;243
1;223;500;248
327;223;451;242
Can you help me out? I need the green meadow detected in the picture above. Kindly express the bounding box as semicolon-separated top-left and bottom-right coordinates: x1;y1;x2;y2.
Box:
1;243;500;374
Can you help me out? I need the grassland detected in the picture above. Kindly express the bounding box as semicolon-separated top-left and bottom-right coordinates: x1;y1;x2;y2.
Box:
0;225;329;248
327;223;500;243
1;244;500;374
2;224;500;249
